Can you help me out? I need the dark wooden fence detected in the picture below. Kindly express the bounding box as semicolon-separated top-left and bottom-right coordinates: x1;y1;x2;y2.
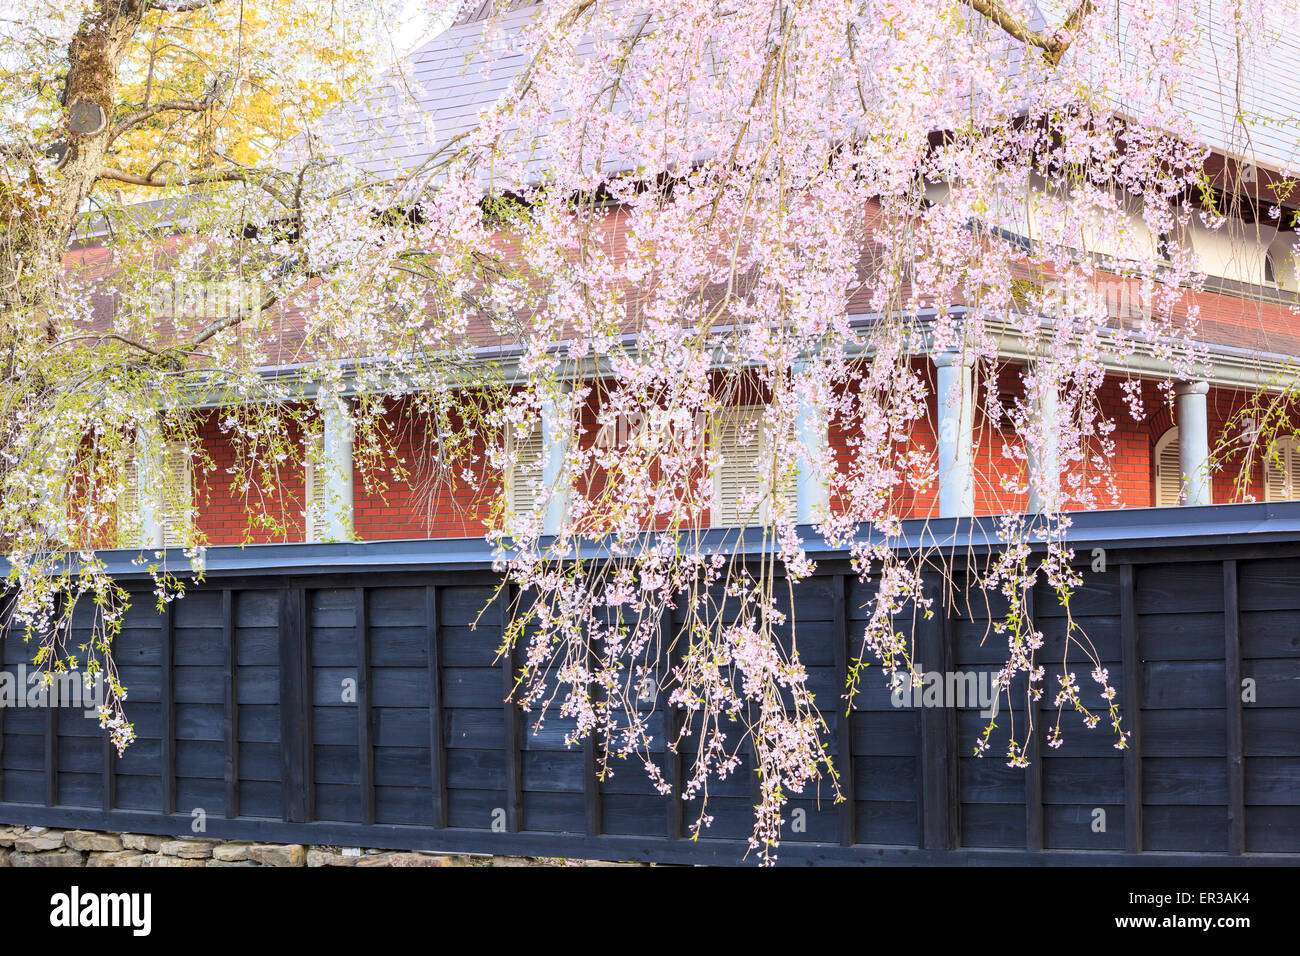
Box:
1;506;1298;864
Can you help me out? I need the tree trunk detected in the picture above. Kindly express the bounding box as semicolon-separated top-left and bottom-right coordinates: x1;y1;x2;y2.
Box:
1;1;146;345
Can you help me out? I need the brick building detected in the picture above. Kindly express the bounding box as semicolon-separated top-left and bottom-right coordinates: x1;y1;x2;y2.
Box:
83;3;1300;550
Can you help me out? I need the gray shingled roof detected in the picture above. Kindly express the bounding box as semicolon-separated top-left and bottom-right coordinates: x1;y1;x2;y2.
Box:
288;3;545;180
452;0;541;27
298;1;1300;183
1169;1;1299;175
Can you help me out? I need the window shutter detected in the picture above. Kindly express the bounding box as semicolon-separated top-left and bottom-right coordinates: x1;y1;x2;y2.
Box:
119;457;141;547
304;434;331;542
770;425;797;523
1154;427;1182;507
1286;439;1299;499
1265;436;1300;501
713;405;772;527
506;421;544;516
160;442;192;546
714;406;753;526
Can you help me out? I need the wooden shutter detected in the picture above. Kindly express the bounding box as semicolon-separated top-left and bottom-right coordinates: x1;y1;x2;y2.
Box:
506;421;544;516
119;457;140;547
712;405;765;526
1154;427;1182;507
711;404;798;527
1264;436;1300;501
160;442;192;546
770;419;797;523
304;434;330;542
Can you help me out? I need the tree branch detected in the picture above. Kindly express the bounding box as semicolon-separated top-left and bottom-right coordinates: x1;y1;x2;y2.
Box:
149;0;227;12
97;162;295;210
182;290;279;352
963;0;1095;66
36;289;282;374
109;97;213;142
97;164;249;186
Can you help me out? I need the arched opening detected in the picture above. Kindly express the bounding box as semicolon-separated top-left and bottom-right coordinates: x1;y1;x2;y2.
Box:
1265;435;1300;501
1154;426;1181;506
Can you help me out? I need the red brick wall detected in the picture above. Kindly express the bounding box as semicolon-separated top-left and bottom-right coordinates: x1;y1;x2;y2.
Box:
194;409;308;545
179;374;1296;546
825;358;939;519
352;399;498;540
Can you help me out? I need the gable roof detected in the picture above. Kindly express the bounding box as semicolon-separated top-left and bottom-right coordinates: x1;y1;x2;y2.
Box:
303;0;1300;183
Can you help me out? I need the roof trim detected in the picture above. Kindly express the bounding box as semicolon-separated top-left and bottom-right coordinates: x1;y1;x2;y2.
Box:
24;500;1300;580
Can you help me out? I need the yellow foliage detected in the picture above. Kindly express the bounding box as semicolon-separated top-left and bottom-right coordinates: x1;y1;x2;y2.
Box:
106;0;374;185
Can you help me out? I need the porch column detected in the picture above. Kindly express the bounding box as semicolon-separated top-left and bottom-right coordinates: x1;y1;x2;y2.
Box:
1026;371;1061;513
540;383;572;536
934;348;975;518
794;362;830;524
136;418;166;549
319;390;355;541
1175;379;1211;506
37;470;68;547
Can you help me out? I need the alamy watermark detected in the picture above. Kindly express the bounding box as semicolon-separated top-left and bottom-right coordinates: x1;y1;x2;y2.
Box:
0;666;106;718
149;278;262;320
891;666;1001;718
50;887;151;936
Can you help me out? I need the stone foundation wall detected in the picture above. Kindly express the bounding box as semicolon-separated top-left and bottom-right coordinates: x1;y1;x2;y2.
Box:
0;826;642;867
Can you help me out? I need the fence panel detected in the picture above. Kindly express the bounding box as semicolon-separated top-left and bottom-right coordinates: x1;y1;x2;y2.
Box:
1;535;1298;865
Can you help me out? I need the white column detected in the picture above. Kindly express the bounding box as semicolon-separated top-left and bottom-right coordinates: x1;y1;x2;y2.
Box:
934;349;975;518
540;383;572;537
37;447;70;548
794;363;830;525
136;419;165;549
1026;371;1061;513
1175;379;1211;506
319;391;355;542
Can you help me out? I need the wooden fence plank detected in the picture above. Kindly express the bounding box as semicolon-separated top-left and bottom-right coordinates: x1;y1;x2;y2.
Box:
279;586;311;824
1025;581;1042;852
426;584;447;828
44;682;56;807
0;642;5;801
160;599;174;816
1120;564;1142;853
1224;560;1244;856
501;586;521;832
0;597;5;801
584;631;602;838
833;574;855;846
101;722;114;813
44;593;62;807
918;577;956;850
357;587;375;827
222;589;238;819
662;611;682;841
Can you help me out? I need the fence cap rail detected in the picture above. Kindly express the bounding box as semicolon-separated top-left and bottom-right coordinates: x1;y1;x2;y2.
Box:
15;501;1300;580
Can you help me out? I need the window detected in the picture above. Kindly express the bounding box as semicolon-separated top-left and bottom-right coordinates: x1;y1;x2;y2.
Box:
36;481;68;547
1264;436;1300;501
158;442;192;546
505;421;544;516
1154;227;1180;264
985;389;1020;431
119;458;139;546
1265;232;1300;292
120;441;192;546
1154;426;1181;507
303;433;329;543
711;404;794;527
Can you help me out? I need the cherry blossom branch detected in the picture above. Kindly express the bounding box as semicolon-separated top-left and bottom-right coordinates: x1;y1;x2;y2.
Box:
963;0;1096;65
109;96;217;143
148;0;227;12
